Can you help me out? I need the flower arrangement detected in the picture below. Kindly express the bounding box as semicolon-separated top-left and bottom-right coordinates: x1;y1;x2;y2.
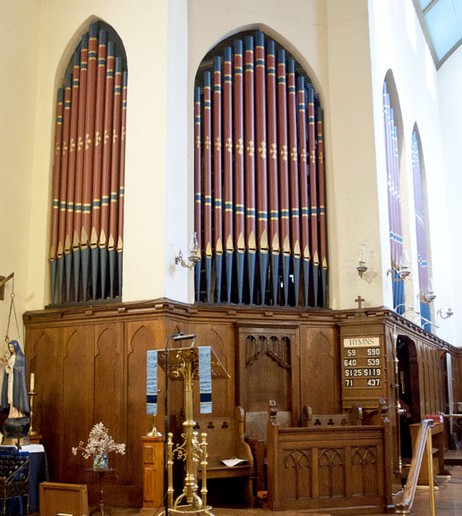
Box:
72;422;126;459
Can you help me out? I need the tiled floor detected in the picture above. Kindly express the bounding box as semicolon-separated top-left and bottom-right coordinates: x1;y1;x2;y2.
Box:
103;463;462;515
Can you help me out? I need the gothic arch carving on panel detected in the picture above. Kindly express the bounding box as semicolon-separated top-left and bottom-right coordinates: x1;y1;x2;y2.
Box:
238;325;298;412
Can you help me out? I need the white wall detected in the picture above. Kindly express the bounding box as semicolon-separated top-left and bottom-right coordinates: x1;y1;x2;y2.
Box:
325;0;384;309
188;0;385;309
22;0;171;307
438;47;462;347
0;0;41;345
1;0;459;345
368;0;455;344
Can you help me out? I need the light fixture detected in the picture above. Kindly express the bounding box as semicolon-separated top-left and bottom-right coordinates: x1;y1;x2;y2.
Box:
394;303;413;315
418;278;436;304
356;244;368;278
0;272;14;301
413;312;438;329
175;232;201;269
437;307;454;320
387;249;410;281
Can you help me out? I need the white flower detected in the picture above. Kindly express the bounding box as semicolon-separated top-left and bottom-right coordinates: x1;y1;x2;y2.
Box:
72;422;126;459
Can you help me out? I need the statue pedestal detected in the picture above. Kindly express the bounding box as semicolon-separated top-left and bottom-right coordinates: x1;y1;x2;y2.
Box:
139;435;164;515
2;416;30;445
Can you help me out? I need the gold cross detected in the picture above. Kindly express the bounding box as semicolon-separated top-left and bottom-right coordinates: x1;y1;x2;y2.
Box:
247;140;254;157
226;137;232;152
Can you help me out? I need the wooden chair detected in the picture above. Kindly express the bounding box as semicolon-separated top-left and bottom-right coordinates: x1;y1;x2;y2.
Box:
0;447;30;515
244;400;292;505
193;406;255;505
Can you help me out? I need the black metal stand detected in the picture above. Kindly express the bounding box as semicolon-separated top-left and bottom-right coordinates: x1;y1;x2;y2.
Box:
88;468;116;516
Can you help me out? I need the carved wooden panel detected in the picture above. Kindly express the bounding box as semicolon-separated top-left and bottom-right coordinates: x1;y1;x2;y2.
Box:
61;325;95;483
452;353;462;405
300;325;339;414
22;301;460;509
94;323;125;479
417;341;447;417
237;325;299;414
25;327;62;478
267;424;387;512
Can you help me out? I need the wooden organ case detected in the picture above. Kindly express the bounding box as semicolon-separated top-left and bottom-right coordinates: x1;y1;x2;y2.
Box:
23;300;462;512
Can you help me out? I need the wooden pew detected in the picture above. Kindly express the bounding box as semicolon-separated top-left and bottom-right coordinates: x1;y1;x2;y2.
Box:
245;401;364;504
193;406;254;505
301;404;363;427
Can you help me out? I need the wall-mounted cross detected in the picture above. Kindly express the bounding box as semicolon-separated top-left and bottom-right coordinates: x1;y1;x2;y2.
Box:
355;295;365;309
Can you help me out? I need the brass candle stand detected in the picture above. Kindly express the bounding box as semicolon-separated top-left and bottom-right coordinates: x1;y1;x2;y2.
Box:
146;414;163;437
158;341;228;516
28;390;38;436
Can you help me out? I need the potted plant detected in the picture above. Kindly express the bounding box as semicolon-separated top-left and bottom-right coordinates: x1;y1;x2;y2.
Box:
72;422;125;470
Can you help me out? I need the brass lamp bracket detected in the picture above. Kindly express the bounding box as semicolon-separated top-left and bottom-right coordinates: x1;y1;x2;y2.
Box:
0;273;14;301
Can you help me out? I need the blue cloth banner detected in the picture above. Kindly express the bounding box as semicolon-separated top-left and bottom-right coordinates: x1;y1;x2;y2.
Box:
199;346;212;414
146;350;158;415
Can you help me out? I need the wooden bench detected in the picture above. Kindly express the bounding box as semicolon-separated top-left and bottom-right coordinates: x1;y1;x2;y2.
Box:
246;401;364;505
266;418;390;512
301;404;363;427
193;406;254;505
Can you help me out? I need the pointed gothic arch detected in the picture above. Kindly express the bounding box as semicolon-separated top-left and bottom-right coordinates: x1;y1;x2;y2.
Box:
49;20;128;305
383;70;406;314
412;125;433;329
193;30;328;308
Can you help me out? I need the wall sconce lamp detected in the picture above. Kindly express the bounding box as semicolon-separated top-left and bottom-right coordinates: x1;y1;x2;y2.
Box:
413;311;439;329
387;250;410;281
437;307;454;320
394;303;413;315
418;279;436;304
356;244;368;279
175;232;201;270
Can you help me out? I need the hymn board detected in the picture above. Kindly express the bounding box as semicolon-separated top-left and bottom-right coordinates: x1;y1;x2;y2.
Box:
341;335;386;409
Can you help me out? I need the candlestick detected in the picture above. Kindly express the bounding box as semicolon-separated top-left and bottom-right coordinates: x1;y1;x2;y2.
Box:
28;391;38;436
30;372;35;392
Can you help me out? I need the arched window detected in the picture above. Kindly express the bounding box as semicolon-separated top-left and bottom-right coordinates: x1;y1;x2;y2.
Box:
49;21;128;305
412;128;433;330
383;77;405;314
193;31;327;307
